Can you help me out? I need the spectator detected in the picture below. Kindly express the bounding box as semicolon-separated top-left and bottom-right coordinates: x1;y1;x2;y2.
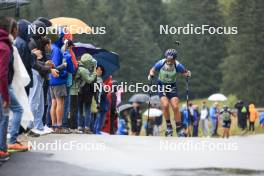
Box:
62;40;76;129
116;110;129;135
210;102;220;137
69;54;96;133
0;16;12;161
192;105;200;137
93;66;110;134
48;28;74;134
180;104;190;136
6;18;30;152
153;114;163;136
260;112;264;129
129;102;142;136
28;32;60;135
248;103;259;132
200;101;209;137
14;19;33;95
220;105;234;138
234;100;248;131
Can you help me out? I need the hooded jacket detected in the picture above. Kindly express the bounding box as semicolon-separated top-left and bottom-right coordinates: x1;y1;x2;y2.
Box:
249;104;259;122
28;20;53;79
49;32;68;86
0;29;12;102
14;19;34;87
70;54;96;95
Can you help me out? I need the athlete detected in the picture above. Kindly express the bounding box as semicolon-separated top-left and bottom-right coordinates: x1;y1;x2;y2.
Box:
148;49;191;137
220;105;234;138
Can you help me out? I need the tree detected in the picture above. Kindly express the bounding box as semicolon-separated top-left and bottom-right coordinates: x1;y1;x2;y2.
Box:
221;0;264;105
113;0;161;85
166;0;227;98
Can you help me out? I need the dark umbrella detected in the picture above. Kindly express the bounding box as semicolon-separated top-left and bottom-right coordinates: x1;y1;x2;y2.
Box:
93;51;119;80
129;94;150;103
72;43;120;80
118;104;133;113
73;43;105;58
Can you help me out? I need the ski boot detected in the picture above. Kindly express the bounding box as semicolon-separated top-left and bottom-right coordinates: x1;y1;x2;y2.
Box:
176;126;186;137
165;127;173;137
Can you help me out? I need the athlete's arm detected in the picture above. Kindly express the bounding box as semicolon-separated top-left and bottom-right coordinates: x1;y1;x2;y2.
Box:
148;59;164;80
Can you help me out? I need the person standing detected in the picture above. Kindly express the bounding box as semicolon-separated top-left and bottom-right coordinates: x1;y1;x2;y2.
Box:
210;102;220;137
13;19;34;95
260;112;264;129
0;16;12;161
93;66;109;134
61;40;78;128
220;105;233;138
6;18;30;151
234;100;248;132
48;29;74;133
129;102;142;136
28;21;60;135
116;110;129;135
148;49;191;137
153;114;163;136
69;54;96;132
180;104;190;136
200;101;209;137
248;103;259;132
192;105;200;137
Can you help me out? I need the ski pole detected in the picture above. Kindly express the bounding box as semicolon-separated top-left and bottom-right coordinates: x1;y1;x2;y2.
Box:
146;78;153;136
186;76;190;136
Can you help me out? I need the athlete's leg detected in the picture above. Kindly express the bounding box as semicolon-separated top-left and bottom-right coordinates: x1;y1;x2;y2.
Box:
161;96;170;121
170;97;185;137
161;96;173;136
170;97;180;123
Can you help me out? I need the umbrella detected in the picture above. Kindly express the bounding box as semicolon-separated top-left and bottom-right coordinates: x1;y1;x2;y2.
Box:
129;94;150;103
143;108;162;117
147;95;160;104
93;51;119;80
208;93;227;101
117;104;133;113
50;17;91;34
72;43;105;58
72;43;119;80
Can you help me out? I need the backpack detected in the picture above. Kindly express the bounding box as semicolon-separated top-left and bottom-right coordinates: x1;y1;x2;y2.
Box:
222;111;231;121
241;106;247;113
79;80;97;104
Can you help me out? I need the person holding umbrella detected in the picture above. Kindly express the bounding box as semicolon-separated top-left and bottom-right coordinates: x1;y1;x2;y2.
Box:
148;49;191;137
128;94;149;136
129;102;142;136
116;104;133;135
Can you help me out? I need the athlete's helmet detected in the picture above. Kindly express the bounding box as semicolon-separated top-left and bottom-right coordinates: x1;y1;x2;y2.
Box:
164;49;177;59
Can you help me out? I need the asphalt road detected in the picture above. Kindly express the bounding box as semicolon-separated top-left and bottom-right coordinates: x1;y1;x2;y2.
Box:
1;134;264;176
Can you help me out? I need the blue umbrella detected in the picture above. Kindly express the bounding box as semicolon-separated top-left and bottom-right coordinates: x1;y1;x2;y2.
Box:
72;43;120;80
93;51;120;80
73;43;106;58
